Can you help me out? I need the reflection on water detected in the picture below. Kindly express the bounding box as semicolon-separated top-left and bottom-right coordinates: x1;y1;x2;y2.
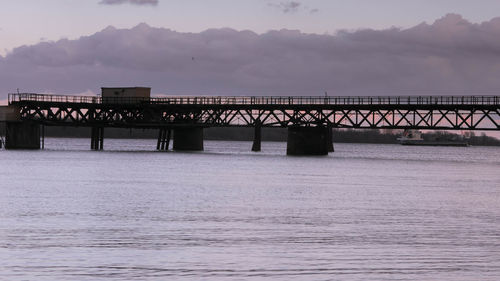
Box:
1;138;500;280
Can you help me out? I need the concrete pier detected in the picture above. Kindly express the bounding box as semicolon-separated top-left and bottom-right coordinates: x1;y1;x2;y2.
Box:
286;126;329;156
5;121;40;149
251;121;261;152
326;126;334;152
90;127;104;150
173;127;204;151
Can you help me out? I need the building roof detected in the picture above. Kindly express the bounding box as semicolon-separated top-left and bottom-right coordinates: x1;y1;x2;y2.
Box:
101;87;151;90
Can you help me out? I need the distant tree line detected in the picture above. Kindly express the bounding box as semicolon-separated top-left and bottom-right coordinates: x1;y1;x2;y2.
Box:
1;124;499;146
421;130;500;146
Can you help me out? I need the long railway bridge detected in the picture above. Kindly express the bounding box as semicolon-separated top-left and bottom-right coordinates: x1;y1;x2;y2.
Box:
1;93;500;155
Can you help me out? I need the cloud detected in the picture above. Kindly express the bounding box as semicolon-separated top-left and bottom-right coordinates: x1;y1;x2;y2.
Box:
268;1;319;14
99;0;158;6
2;14;500;98
269;1;301;13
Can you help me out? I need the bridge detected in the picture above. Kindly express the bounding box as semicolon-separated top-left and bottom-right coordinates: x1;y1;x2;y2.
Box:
2;93;500;155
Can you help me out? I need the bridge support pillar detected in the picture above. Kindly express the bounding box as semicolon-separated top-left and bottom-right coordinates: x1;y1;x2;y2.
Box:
90;127;104;150
251;121;261;152
157;127;171;151
173;127;203;151
286;126;329;156
5;121;40;149
326;126;334;152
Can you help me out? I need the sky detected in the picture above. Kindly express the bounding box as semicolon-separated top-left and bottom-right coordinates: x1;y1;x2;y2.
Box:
3;0;500;55
1;0;500;97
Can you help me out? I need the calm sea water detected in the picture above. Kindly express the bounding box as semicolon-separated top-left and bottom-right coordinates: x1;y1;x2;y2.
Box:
1;138;500;280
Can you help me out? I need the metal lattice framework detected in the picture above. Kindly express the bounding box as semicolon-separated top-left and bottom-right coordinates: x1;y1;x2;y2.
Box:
8;93;500;130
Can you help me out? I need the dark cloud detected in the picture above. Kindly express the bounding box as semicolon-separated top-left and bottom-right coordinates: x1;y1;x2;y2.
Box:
269;1;301;13
268;1;318;14
99;0;158;6
2;14;500;98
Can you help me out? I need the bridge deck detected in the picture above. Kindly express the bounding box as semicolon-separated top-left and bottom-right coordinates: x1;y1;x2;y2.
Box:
6;93;500;131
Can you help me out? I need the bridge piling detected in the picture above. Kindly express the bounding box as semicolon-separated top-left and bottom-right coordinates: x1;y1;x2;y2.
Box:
156;128;163;150
99;127;104;150
157;128;171;151
165;129;171;150
90;127;96;150
90;127;104;150
286;126;329;156
173;127;204;151
5;121;40;149
252;121;262;152
326;126;334;153
160;129;166;150
41;125;45;150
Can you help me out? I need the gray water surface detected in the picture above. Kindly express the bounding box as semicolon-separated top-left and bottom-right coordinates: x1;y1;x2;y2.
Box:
1;138;500;280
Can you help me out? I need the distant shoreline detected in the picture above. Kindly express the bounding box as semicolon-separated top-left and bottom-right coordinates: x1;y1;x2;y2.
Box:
4;125;496;147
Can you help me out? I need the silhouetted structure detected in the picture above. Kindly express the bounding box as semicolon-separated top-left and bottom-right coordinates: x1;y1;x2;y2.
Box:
2;93;500;155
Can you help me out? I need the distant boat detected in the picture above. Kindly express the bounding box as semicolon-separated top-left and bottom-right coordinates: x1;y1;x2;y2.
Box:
397;130;469;147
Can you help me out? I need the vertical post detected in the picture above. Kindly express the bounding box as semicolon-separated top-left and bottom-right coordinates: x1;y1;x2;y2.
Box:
99;127;104;150
160;128;167;151
157;128;171;151
252;120;261;152
95;128;99;150
41;124;45;150
156;128;162;150
94;127;98;150
326;125;334;153
90;127;96;150
166;128;171;151
91;127;103;150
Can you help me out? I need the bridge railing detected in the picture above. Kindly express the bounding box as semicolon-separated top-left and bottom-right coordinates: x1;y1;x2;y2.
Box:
9;93;101;104
8;93;500;106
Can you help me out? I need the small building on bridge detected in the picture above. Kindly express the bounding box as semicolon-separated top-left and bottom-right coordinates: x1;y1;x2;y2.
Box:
101;87;151;103
0;105;20;122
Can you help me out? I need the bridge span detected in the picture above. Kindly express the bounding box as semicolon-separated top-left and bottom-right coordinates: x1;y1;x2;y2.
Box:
2;93;500;155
